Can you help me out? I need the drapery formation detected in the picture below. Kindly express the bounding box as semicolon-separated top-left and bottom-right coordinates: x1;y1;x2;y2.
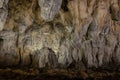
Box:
0;0;120;69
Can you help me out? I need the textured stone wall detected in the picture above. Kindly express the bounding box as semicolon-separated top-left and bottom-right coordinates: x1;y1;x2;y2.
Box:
0;0;120;69
0;0;9;31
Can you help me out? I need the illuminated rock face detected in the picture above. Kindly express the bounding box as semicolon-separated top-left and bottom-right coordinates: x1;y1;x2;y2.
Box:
0;0;4;8
38;0;62;21
0;0;9;31
0;31;19;66
0;0;120;69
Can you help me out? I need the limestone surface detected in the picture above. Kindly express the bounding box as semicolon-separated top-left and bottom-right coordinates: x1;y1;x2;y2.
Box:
0;0;120;69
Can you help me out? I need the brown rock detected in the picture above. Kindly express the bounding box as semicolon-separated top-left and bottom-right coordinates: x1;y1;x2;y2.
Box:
0;0;119;69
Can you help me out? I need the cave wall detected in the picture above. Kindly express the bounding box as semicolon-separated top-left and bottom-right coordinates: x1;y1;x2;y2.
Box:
0;0;120;69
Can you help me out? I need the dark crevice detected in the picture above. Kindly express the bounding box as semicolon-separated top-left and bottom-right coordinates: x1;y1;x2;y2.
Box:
18;48;22;65
0;38;3;43
29;54;33;66
0;38;3;49
109;5;120;21
61;0;69;12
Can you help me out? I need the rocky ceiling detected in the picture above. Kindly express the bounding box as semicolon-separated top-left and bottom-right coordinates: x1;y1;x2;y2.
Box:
0;0;120;69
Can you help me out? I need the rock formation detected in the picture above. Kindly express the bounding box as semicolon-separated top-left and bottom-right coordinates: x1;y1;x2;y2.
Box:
0;0;120;69
38;0;62;21
0;0;9;31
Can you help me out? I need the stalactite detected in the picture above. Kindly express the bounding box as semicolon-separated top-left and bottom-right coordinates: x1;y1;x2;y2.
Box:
0;0;119;69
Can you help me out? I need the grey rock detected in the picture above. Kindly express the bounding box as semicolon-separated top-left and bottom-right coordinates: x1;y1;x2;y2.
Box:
32;48;58;68
0;31;19;66
38;0;62;21
0;0;4;8
0;0;9;31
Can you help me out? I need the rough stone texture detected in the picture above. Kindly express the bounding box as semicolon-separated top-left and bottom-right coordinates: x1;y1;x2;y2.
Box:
0;31;19;66
0;0;4;8
0;0;120;69
0;0;9;31
38;0;62;21
32;47;58;68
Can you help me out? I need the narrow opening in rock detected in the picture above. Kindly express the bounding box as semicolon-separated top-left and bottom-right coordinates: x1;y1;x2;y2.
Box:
61;0;69;12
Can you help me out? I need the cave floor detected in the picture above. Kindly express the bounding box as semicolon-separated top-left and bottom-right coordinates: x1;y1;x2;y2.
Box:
0;68;119;80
